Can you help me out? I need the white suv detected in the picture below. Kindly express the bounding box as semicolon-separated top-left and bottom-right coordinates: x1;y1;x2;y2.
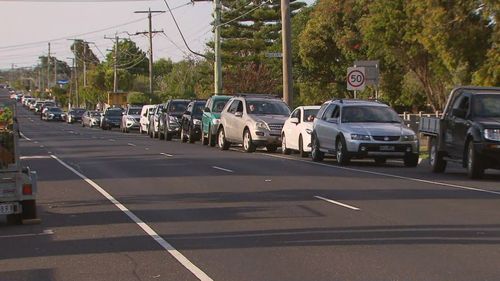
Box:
311;99;419;166
217;95;291;153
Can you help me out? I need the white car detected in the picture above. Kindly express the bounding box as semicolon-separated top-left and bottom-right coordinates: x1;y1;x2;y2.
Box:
139;105;155;134
281;106;321;157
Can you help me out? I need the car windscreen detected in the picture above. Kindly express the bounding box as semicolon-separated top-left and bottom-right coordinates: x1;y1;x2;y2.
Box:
341;106;401;123
472;94;500;118
246;100;291;116
212;99;229;113
168;101;189;114
193;103;205;117
106;109;123;116
128;108;141;115
303;109;319;122
49;108;62;113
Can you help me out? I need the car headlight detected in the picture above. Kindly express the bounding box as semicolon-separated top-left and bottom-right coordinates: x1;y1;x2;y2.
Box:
193;119;202;125
255;121;269;130
212;119;220;125
305;128;312;134
169;116;178;122
402;134;417;141
127;116;136;122
351;134;371;141
484;129;500;141
49;113;54;117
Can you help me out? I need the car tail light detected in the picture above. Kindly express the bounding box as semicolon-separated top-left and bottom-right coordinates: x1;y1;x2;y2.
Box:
22;184;32;195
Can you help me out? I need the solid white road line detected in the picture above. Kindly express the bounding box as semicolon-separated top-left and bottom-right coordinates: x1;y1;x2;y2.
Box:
0;229;54;239
20;155;51;160
212;166;234;173
50;155;213;281
109;139;115;142
314;196;361;211
265;153;500;197
19;132;31;141
160;153;173;157
127;143;136;147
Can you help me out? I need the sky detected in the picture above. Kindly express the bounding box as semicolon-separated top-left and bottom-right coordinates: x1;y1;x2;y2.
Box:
0;0;315;71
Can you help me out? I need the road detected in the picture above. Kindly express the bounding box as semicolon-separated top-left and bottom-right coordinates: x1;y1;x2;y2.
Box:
1;103;500;281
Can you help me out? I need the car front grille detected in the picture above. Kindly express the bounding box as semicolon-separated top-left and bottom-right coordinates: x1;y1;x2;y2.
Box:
268;123;283;131
372;136;400;141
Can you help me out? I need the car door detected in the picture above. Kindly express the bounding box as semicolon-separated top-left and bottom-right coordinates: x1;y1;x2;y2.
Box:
202;98;212;135
225;100;241;141
316;104;336;150
444;93;467;158
450;94;471;158
283;109;299;149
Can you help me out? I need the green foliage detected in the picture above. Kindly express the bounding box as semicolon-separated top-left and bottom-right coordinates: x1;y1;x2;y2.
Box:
105;39;148;76
127;92;150;105
80;86;106;109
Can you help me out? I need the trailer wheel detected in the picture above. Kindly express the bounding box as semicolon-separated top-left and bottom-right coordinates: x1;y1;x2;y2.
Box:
21;200;37;220
429;137;446;173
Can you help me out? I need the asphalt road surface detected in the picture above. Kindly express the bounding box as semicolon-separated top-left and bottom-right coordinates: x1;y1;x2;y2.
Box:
1;102;500;281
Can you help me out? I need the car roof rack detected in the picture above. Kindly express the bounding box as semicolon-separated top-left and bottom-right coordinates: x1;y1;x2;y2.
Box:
234;93;279;99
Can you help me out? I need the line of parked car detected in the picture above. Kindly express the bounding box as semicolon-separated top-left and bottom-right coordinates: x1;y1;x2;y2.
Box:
14;86;500;179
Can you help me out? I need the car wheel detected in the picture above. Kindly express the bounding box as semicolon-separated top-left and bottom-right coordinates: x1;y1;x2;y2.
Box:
243;129;256;153
404;154;419;167
429;137;446;172
311;134;324;162
188;128;196;143
166;127;173;141
336;136;350;166
159;130;165;140
180;127;187;143
209;132;216;147
281;134;291;155
299;135;308;158
374;157;387;165
266;144;278;153
202;126;209;146
149;126;153;138
218;127;230;150
467;140;484;179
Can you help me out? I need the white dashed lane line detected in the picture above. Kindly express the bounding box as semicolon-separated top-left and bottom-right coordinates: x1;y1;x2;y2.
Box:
212;166;234;173
314;196;361;211
160;153;173;157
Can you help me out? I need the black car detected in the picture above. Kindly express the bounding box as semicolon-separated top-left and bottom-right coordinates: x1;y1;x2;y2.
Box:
42;107;65;121
159;99;190;141
101;107;123;130
67;108;86;124
180;100;206;143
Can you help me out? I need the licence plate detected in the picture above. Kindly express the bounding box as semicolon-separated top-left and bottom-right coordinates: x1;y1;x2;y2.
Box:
0;203;15;215
380;145;395;151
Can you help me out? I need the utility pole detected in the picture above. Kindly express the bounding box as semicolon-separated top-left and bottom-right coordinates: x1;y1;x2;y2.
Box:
47;42;51;91
281;0;293;106
66;57;74;109
54;57;58;87
105;33;123;93
134;8;165;98
214;0;222;94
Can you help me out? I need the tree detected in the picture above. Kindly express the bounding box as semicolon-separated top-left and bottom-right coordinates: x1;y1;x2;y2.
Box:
105;39;148;76
70;40;100;71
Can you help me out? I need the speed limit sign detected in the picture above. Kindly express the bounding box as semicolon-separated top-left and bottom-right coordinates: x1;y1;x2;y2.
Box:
347;67;366;91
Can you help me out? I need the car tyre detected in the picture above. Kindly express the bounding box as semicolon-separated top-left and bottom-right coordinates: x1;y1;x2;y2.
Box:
188;128;196;144
336;136;350;166
466;140;484;179
266;144;278;153
281;134;291;155
218;127;230;150
404;154;419;167
299;135;308;158
180;127;187;143
243;129;256;153
202;126;209;146
311;134;324;162
429;137;446;172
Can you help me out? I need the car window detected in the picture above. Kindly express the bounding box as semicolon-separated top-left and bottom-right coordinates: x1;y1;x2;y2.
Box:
303;109;319;122
169;101;189;113
472;94;500;117
322;104;335;120
106;109;122;116
128;108;141;115
212;99;229;113
227;100;241;114
291;109;300;119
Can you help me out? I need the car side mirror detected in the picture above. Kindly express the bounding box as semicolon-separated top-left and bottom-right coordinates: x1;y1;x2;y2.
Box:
204;107;210;113
326;117;338;123
235;111;243;117
289;117;299;124
452;108;466;119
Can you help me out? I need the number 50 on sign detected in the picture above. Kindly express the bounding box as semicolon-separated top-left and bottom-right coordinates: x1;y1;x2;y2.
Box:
347;67;366;91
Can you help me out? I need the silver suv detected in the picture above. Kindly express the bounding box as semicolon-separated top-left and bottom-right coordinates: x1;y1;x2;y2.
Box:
217;95;291;153
311;99;419;166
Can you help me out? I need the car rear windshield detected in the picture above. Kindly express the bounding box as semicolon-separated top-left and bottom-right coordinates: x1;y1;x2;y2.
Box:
342;106;401;123
168;101;189;113
472;94;500;117
246;100;290;116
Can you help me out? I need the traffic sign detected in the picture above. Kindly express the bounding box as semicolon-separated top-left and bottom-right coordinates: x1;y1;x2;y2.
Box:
265;52;282;58
354;60;379;86
347;67;366;91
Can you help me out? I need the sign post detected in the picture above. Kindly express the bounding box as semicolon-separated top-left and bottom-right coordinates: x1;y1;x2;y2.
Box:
347;67;366;98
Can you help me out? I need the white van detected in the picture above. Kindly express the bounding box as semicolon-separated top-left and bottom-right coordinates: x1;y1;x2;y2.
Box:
139;105;156;134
